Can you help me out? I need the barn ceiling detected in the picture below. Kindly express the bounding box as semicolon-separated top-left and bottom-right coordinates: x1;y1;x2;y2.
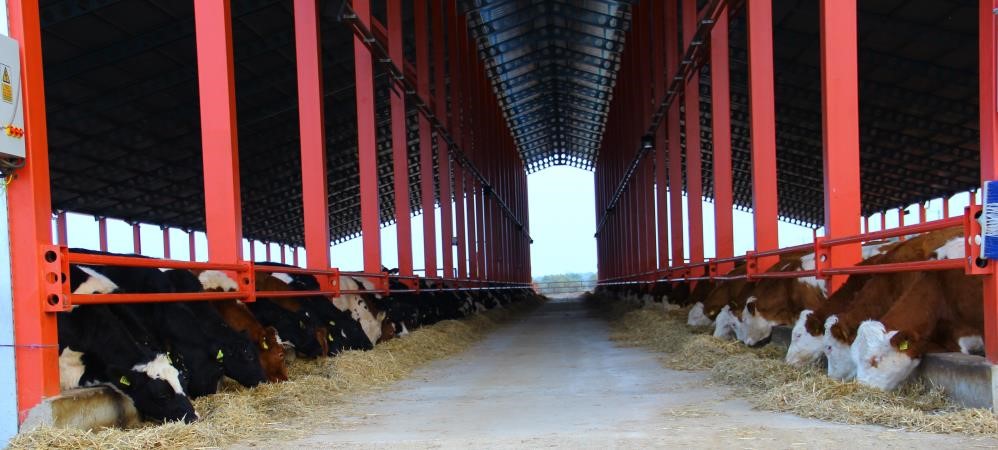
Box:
37;0;983;246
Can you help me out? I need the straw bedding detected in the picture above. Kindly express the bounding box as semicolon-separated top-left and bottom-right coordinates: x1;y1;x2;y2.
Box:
588;293;998;436
9;299;540;450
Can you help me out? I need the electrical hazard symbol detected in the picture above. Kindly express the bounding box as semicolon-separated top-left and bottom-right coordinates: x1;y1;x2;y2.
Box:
1;66;11;104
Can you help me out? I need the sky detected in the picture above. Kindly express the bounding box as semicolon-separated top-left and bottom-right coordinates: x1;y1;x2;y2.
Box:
57;163;979;279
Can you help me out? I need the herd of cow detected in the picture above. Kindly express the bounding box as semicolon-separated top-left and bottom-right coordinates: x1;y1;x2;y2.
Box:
597;227;983;392
59;251;537;424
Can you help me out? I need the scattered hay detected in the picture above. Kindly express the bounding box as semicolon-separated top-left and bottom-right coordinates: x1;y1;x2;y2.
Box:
9;299;540;450
592;295;998;437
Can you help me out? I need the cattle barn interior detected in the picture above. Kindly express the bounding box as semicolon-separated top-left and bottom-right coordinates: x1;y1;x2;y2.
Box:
2;0;998;446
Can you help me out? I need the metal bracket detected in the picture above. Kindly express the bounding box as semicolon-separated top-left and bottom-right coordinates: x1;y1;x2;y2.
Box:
41;245;70;312
965;205;991;275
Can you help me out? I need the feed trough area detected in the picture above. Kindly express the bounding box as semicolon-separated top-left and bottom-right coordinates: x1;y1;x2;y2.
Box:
1;0;998;448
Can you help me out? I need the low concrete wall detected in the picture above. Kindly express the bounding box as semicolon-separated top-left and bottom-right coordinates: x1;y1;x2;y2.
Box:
770;325;791;348
918;352;996;410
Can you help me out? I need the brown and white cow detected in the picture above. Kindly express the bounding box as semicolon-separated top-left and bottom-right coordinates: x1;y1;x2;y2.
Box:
737;251;825;346
822;227;964;380
785;241;898;366
330;276;386;346
851;268;982;390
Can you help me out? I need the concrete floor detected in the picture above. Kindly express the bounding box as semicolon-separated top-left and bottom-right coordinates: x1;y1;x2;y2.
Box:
258;296;998;449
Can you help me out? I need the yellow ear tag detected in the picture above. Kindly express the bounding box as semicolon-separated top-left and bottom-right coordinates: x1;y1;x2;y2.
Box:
216;349;224;361
329;320;336;327
166;352;172;364
899;341;909;351
260;339;269;350
119;376;131;386
327;333;334;342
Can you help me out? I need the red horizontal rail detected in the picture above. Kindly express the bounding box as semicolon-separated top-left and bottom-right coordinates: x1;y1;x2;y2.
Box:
822;258;964;275
255;266;338;276
820;216;962;247
71;291;247;305
67;252;247;272
752;243;812;259
751;269;818;279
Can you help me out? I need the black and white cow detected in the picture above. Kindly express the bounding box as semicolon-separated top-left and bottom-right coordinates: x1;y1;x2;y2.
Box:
59;265;197;423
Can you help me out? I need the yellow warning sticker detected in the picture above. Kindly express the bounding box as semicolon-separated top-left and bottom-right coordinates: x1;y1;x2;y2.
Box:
1;66;11;104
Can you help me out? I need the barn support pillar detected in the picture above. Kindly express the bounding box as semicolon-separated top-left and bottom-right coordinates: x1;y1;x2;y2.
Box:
469;179;480;279
420;0;438;279
710;6;735;275
651;0;668;272
188;231;196;261
819;0;863;292
454;163;468;279
747;0;780;271
352;0;382;274
294;0;332;272
683;0;704;271
97;217;108;252
162;227;170;259
977;0;998;363
665;0;684;270
387;0;413;277
195;0;244;265
132;223;141;254
55;212;67;246
8;0;59;424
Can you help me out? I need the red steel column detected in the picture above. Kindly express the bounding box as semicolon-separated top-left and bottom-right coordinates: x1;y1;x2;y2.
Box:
8;0;59;420
97;217;108;252
454;163;468;278
387;0;413;276
684;0;704;269
265;241;271;262
56;212;68;246
419;0;438;278
978;0;998;362
188;231;196;261
353;0;382;273
653;0;668;270
132;223;141;254
665;0;684;269
293;247;300;266
195;0;244;264
468;177;480;279
710;7;734;274
476;181;487;280
294;0;332;270
747;0;780;271
162;227;171;259
819;0;863;291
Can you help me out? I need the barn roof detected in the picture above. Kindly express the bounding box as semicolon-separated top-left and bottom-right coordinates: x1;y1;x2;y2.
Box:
41;0;980;246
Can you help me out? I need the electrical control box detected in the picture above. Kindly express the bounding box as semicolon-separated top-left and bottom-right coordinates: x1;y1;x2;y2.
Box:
0;35;23;159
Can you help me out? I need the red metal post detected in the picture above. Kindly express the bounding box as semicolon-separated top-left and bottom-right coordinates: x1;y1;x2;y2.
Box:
977;0;998;362
8;0;60;420
476;181;487;280
468;177;479;279
420;0;438;278
919;202;927;223
132;223;141;254
388;0;414;276
293;246;300;267
249;240;256;262
56;212;67;246
747;0;780;271
353;0;382;273
97;217;108;252
265;242;271;262
664;0;685;269
880;211;886;231
684;0;704;269
652;0;668;270
943;196;950;218
162;227;171;259
188;231;196;261
819;0;862;292
294;0;332;271
195;0;243;264
439;147;454;278
454;163;468;279
711;6;734;274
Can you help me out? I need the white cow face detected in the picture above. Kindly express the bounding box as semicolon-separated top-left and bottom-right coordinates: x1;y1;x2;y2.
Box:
852;320;919;391
823;316;856;380
740;297;776;346
712;306;738;340
785;310;824;367
687;302;713;327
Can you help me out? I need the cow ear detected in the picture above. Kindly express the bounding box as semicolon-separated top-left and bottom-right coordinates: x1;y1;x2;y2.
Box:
745;302;757;315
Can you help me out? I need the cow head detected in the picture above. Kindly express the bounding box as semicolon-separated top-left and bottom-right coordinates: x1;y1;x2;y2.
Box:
123;354;198;423
711;305;740;340
852;320;920;390
785;310;825;366
740;297;776;346
823;315;856;380
686;302;712;327
219;332;266;388
260;327;288;382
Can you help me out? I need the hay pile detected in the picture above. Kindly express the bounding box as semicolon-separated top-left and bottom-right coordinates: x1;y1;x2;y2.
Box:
9;299;540;450
591;296;998;436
